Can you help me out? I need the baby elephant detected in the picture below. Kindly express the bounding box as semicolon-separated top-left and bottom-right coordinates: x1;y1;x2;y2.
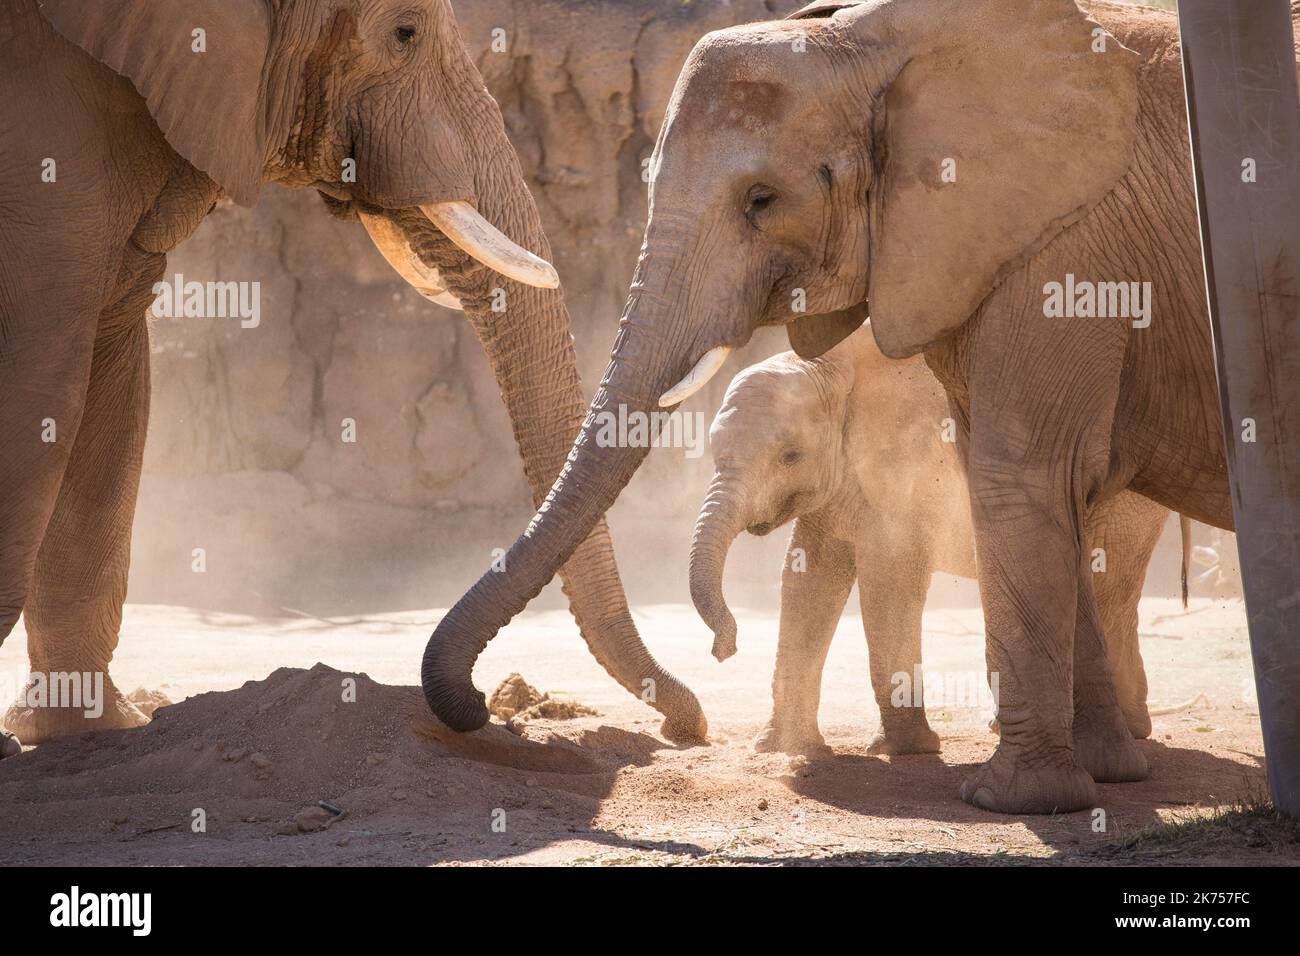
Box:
690;331;1168;756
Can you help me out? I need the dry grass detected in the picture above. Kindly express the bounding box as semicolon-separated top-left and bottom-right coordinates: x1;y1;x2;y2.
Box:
1069;795;1300;865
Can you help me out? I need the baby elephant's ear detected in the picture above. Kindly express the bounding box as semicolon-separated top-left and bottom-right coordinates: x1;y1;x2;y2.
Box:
39;0;271;207
787;303;869;359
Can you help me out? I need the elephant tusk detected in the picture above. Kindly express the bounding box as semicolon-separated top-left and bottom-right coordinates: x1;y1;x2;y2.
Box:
419;201;559;290
359;211;463;310
659;346;735;408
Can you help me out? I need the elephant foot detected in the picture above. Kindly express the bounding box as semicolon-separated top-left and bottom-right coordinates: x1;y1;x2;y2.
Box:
866;720;941;756
1120;704;1152;741
753;719;830;757
3;673;148;745
1;730;21;760
1073;725;1148;783
960;743;1096;814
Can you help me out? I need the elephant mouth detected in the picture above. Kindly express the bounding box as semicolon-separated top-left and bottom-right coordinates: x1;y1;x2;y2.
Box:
745;495;803;537
323;195;559;310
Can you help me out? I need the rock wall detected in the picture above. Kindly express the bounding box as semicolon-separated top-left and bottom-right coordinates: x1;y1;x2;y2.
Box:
134;0;794;614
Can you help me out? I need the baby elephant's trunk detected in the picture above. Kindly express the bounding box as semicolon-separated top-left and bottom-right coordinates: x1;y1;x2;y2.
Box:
690;474;747;661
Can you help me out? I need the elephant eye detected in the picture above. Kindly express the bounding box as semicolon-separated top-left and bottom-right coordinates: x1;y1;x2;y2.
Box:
780;449;802;467
745;185;777;221
396;25;417;43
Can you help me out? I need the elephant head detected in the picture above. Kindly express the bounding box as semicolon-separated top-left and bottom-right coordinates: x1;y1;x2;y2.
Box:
39;0;557;288
419;0;1138;732
37;0;706;740
690;349;854;662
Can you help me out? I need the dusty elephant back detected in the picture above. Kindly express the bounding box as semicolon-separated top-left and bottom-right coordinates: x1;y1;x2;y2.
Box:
823;331;977;577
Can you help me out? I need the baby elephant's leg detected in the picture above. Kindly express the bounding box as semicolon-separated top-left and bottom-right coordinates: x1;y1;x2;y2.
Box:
757;517;855;755
858;546;941;756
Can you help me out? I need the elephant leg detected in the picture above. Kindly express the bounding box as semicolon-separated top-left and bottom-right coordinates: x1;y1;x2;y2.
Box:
1085;492;1167;739
1069;545;1148;783
0;303;99;656
959;463;1099;813
3;283;155;743
755;516;855;756
952;281;1139;814
859;546;941;756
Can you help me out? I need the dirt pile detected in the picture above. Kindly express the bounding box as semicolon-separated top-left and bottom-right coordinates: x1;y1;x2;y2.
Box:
0;664;627;865
127;687;173;718
488;673;599;722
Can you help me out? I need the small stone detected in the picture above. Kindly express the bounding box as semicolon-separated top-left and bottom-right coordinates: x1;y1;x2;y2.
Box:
0;731;21;760
757;799;769;811
525;777;538;788
293;806;333;833
391;789;408;802
223;747;248;763
249;752;274;779
112;815;129;825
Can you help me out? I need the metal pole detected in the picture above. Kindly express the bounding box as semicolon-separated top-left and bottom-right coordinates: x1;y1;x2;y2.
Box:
1177;0;1300;816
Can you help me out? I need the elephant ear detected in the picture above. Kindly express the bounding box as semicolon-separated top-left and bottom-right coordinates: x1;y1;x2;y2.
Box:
39;0;271;207
833;0;1140;358
787;303;870;359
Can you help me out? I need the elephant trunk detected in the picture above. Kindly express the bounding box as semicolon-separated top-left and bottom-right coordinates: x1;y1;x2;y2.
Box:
689;475;747;662
422;333;659;731
418;159;706;737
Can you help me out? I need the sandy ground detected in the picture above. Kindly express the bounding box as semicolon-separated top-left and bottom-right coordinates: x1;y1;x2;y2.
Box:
0;595;1284;866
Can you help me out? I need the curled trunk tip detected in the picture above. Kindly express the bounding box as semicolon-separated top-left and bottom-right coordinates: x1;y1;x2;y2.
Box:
421;614;491;731
710;619;738;663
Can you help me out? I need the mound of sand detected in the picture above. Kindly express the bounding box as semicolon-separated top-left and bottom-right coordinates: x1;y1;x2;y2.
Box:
0;664;631;865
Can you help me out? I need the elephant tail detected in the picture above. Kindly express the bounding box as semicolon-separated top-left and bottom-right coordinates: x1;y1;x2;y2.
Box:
1179;513;1193;609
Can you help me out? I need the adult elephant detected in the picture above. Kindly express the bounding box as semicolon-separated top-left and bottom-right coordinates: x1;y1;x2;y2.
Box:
0;0;705;746
422;0;1289;813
